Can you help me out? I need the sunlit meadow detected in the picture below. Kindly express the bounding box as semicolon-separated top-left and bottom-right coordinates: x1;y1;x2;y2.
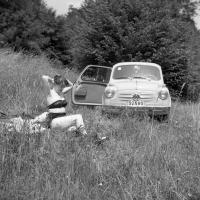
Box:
0;50;199;200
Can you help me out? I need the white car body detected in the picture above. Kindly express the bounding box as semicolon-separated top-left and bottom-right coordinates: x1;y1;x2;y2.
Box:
71;62;171;118
102;62;171;117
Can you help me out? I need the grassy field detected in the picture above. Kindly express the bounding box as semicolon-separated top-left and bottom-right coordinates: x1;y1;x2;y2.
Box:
0;50;200;200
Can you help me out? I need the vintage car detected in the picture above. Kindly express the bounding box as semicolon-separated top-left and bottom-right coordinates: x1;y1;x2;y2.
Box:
71;62;171;119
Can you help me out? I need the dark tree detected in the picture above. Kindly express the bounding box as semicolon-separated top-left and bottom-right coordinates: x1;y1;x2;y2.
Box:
0;0;71;65
66;0;200;99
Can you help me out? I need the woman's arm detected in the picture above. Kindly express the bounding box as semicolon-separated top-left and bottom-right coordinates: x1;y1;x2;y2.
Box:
62;79;73;94
67;79;73;86
62;86;72;94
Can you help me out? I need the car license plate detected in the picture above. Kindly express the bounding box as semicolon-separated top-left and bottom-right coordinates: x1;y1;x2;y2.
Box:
128;99;144;106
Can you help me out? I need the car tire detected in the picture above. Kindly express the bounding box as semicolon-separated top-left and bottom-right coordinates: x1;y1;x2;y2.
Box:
150;114;169;123
158;114;169;123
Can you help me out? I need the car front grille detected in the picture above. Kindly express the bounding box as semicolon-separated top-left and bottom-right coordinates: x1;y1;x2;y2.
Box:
117;92;155;103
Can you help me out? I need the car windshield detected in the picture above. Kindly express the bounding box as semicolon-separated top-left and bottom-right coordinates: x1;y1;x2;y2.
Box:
112;65;161;81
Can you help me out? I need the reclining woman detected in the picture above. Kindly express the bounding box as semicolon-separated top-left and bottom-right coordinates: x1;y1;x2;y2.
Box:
32;74;87;136
0;74;108;143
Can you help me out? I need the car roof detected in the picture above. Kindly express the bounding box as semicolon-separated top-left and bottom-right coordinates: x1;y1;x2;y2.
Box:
113;62;161;69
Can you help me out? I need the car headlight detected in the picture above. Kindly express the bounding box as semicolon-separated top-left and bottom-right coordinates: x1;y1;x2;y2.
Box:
158;88;169;100
104;86;116;98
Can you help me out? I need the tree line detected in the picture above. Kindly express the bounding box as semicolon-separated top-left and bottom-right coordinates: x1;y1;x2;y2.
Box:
0;0;200;100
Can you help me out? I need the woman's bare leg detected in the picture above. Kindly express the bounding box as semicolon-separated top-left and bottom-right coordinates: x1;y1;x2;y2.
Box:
51;114;87;135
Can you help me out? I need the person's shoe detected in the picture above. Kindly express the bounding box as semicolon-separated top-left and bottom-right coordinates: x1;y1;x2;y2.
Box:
95;135;108;145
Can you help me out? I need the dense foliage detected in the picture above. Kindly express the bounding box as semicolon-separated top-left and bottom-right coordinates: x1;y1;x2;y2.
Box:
66;0;200;99
0;0;70;64
0;0;200;99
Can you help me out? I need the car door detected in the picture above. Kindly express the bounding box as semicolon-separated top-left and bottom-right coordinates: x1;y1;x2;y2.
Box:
72;65;111;105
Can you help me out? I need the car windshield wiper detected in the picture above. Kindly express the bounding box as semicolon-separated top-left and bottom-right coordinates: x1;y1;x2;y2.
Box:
115;77;133;80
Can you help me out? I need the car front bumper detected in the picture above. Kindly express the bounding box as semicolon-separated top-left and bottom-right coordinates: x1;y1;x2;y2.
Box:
102;105;170;116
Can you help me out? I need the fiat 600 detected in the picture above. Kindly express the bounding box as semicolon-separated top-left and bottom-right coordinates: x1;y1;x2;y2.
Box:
71;62;171;119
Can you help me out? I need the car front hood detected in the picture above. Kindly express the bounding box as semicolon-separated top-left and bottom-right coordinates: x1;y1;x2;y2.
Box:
110;79;161;91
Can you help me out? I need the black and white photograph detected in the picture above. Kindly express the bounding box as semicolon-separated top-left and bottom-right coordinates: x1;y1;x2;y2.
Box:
0;0;200;199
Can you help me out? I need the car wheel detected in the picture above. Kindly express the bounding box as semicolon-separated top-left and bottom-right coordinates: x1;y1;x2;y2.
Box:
150;114;169;123
158;114;169;123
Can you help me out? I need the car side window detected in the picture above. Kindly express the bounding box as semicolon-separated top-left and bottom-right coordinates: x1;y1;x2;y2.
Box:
81;66;111;83
81;67;97;81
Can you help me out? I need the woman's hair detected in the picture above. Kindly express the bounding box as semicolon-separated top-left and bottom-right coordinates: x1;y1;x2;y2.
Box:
54;74;62;85
54;74;69;88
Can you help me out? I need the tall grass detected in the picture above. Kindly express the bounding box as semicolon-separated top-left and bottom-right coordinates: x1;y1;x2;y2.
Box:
0;49;77;115
0;49;200;200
